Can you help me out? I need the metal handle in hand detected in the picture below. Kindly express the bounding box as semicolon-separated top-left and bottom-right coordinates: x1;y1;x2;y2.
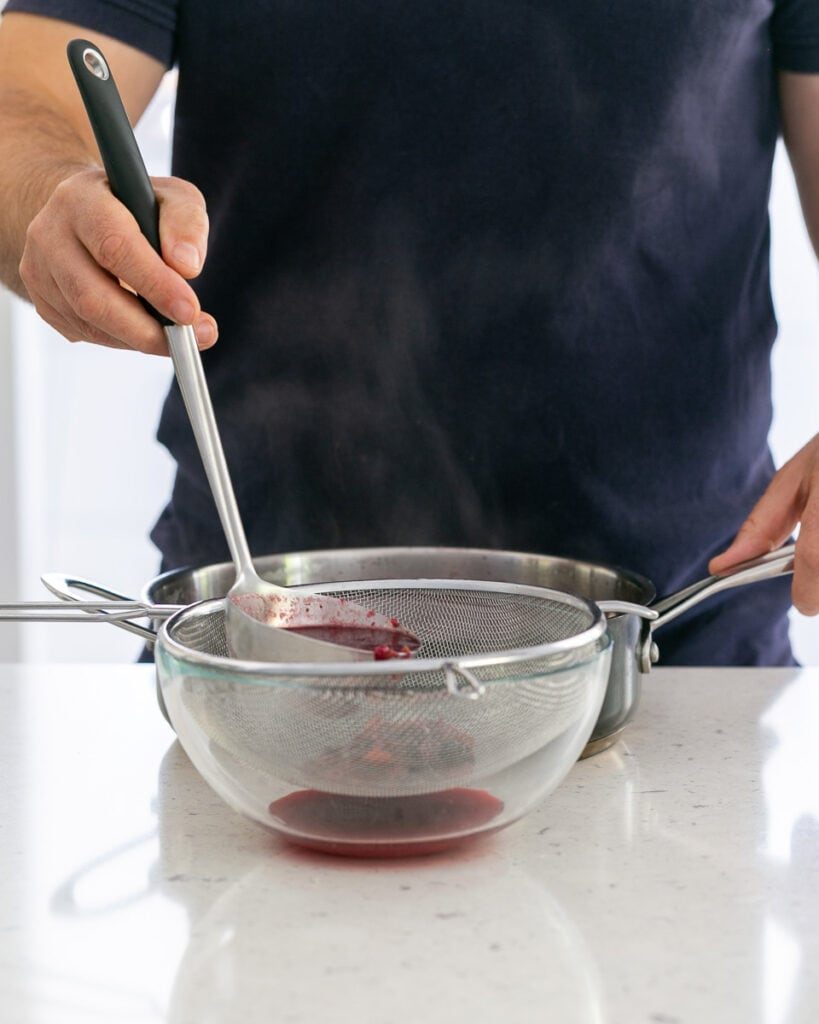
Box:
66;40;257;584
650;544;795;632
598;544;796;672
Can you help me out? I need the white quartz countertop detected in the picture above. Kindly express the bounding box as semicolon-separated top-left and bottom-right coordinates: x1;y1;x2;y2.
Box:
1;664;818;1024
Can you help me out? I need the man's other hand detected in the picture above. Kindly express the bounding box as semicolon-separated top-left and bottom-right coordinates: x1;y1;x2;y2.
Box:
709;433;819;614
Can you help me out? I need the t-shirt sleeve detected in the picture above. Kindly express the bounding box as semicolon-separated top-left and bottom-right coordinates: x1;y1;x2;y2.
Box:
0;0;177;67
772;0;819;73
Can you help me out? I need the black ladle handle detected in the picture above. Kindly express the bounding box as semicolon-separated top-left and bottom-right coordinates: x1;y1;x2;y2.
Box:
66;38;171;326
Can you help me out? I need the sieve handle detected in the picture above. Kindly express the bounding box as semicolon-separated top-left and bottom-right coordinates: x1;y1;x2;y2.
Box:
0;601;176;622
40;573;167;640
443;662;486;699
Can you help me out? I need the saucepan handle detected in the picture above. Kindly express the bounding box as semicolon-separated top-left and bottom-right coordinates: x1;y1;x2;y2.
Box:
599;544;796;673
650;544;795;632
42;573;138;603
644;544;795;671
40;573;169;641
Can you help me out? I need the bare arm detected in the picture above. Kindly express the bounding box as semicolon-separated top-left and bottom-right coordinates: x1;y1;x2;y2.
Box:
0;13;216;353
709;72;819;613
780;71;819;256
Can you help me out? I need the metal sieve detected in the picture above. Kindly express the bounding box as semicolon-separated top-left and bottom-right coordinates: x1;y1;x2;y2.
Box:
4;577;614;851
155;579;611;798
3;577;612;799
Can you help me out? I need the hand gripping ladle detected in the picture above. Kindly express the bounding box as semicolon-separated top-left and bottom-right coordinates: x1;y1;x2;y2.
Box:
67;39;417;663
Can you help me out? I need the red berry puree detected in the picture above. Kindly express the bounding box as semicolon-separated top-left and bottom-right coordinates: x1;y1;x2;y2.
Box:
268;788;505;857
286;625;420;660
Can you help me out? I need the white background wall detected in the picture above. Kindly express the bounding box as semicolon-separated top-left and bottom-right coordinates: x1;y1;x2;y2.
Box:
0;77;818;664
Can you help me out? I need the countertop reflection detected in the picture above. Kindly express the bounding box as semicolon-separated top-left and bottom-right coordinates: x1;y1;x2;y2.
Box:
1;665;817;1023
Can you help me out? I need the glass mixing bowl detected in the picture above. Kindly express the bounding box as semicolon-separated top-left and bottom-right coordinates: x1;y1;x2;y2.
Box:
155;581;613;857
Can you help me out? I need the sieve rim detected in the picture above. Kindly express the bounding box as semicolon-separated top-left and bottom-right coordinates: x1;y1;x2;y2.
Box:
157;578;609;682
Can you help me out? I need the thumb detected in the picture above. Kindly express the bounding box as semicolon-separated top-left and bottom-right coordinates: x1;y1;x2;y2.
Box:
708;461;803;575
154;176;209;280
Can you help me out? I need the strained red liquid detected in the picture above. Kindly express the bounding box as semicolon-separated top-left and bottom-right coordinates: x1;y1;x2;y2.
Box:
269;788;504;857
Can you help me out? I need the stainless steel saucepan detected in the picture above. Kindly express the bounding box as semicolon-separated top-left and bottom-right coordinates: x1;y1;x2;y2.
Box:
43;543;794;758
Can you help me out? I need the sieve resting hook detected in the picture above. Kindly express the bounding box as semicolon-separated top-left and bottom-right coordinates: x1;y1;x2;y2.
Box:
443;662;486;699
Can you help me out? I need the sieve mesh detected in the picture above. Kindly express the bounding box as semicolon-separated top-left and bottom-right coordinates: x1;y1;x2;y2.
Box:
159;582;609;797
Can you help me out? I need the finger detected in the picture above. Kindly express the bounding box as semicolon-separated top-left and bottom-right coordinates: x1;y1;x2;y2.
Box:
708;458;806;574
34;285;133;350
153;177;210;280
73;197;202;325
48;236;170;353
48;236;217;353
43;255;216;353
793;475;819;615
193;313;219;349
23;259;121;347
30;289;94;343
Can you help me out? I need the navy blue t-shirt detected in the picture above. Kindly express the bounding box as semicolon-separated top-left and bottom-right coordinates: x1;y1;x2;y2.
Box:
6;0;819;664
